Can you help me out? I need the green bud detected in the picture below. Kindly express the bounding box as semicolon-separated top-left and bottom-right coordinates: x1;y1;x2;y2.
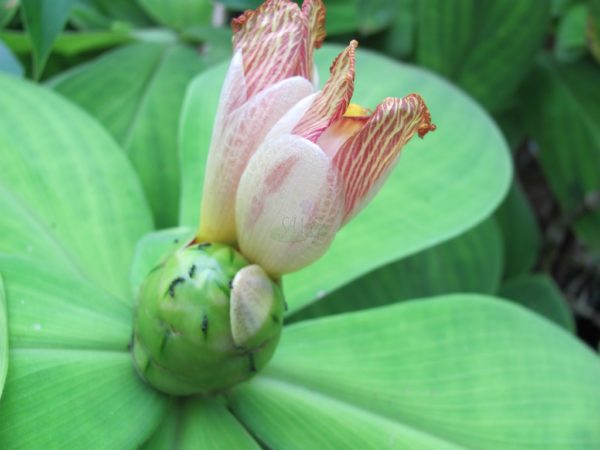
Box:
132;242;285;396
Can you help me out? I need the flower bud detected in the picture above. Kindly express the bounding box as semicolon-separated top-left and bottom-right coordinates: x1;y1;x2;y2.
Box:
132;243;285;396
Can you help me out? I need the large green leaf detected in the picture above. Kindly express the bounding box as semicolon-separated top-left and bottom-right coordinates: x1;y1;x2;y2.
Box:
0;248;165;448
179;45;511;313
231;295;600;449
0;349;166;449
500;274;575;332
290;218;503;321
20;0;74;79
0;275;7;399
495;179;541;278
0;72;153;300
137;0;212;30
0;256;131;350
143;398;260;449
416;0;551;112
524;58;600;251
51;42;208;228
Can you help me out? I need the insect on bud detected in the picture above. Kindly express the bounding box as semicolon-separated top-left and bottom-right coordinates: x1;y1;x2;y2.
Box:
132;242;285;396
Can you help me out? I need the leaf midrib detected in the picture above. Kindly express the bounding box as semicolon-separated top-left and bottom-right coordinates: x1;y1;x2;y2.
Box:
122;44;175;152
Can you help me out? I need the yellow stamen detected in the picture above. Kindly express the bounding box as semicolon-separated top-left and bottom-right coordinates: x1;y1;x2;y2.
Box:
344;103;370;118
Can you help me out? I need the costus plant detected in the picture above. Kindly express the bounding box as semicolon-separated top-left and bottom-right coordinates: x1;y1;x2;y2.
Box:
132;0;434;397
0;0;600;449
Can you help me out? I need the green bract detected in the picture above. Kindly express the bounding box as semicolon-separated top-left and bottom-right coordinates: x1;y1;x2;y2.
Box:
133;243;284;395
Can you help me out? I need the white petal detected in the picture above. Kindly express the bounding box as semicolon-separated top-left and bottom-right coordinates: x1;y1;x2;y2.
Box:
263;92;319;141
199;74;314;243
236;134;344;275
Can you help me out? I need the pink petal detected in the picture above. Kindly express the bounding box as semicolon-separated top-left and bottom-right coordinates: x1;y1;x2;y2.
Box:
232;0;312;98
236;134;344;275
199;77;314;243
292;40;357;142
332;94;436;224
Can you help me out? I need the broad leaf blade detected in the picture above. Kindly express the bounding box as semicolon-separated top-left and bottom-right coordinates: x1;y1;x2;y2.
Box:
524;58;600;251
0;72;153;300
0;256;131;350
231;295;600;449
0;349;166;449
179;46;511;314
20;0;74;79
290;218;502;321
500;274;575;332
142;398;260;450
52;42;209;228
495;179;541;278
416;0;551;112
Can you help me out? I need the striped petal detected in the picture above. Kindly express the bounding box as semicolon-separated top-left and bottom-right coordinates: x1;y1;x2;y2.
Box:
332;94;436;224
232;0;311;98
299;0;326;78
292;40;357;142
236;135;344;275
199;76;314;243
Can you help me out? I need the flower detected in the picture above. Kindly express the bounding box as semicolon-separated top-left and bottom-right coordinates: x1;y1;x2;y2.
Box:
199;0;435;276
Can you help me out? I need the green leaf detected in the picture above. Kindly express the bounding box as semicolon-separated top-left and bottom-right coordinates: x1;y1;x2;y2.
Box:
0;0;19;28
0;275;7;399
138;0;212;30
416;0;551;112
289;218;503;321
500;274;575;332
20;0;74;79
142;398;260;450
51;42;208;228
0;256;131;350
130;226;195;297
0;29;133;56
0;38;22;76
382;0;416;59
357;0;398;35
325;0;359;35
0;246;166;448
0;72;153;300
524;58;600;251
179;45;512;314
231;295;600;449
0;349;166;449
495;179;541;278
555;3;588;62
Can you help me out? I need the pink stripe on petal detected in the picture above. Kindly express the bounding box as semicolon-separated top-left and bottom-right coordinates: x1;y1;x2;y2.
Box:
332;94;435;224
236;135;344;275
232;0;310;98
292;40;358;143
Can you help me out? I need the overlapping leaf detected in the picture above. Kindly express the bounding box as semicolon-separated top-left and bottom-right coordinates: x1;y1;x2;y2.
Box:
231;295;600;449
0;72;153;300
416;0;551;112
500;274;575;332
143;398;260;450
290;218;503;321
51;42;209;227
524;58;600;251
